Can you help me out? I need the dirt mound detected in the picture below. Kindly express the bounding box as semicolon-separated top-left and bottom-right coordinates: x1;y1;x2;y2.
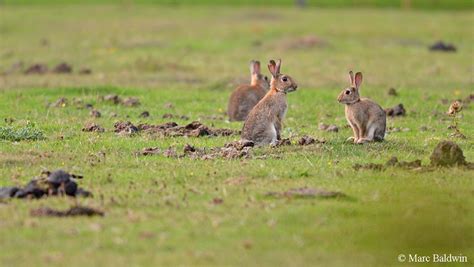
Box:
53;62;72;74
82;122;105;132
429;41;456;52
114;121;139;135
298;135;326;145
101;95;141;107
385;104;406;117
430;141;466;167
31;206;103;217
24;63;48;74
90;109;101;118
0;169;92;200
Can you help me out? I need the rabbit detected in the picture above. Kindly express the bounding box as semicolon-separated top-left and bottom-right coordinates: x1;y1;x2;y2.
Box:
337;71;386;144
241;59;298;145
227;60;270;121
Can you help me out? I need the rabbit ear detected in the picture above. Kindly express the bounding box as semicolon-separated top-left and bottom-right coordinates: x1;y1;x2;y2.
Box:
268;60;277;77
268;59;281;77
354;72;363;89
250;60;261;75
275;59;281;75
349;71;355;86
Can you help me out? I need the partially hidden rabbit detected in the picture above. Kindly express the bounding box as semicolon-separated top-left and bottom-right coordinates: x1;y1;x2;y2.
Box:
337;71;386;144
241;59;298;145
227;60;270;121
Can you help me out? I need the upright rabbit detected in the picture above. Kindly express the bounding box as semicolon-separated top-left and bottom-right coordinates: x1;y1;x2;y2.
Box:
241;59;298;145
337;71;386;144
227;60;270;121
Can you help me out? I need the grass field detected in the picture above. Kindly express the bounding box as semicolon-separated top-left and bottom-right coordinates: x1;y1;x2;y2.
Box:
0;4;473;267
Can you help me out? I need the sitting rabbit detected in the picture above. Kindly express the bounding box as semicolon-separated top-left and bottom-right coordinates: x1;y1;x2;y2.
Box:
337;71;386;144
241;59;298;145
227;60;270;121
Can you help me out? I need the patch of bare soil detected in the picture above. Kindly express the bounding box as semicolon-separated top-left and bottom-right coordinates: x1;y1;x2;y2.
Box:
385;104;406;117
0;169;92;200
266;187;345;199
31;206;103;217
354;156;422;171
82;122;105;132
115;120;237;138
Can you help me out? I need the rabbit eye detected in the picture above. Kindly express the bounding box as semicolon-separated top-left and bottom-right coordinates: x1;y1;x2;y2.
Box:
345;90;351;95
282;77;288;82
264;76;268;81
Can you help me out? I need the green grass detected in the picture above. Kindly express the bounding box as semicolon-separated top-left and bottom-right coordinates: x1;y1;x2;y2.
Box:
0;5;473;267
2;0;473;10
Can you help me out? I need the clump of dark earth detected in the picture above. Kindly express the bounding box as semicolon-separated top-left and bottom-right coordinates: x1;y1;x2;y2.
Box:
319;123;339;132
162;113;189;120
430;141;466;167
53;62;72;74
139;111;150;118
0;169;92;200
137;147;161;156
78;68;92;75
429;41;457;52
266;187;345;199
50;97;68;107
122;97;141;107
298;135;326;145
388;88;398;96
114;121;139;136
24;63;48;74
385;104;406;117
103;94;121;104
90;109;101;118
387;127;410;133
273;138;291;147
31;205;103;217
82;122;105;132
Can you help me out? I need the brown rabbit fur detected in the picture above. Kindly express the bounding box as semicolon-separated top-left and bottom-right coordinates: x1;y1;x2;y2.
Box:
241;59;298;145
227;60;270;121
337;71;386;144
